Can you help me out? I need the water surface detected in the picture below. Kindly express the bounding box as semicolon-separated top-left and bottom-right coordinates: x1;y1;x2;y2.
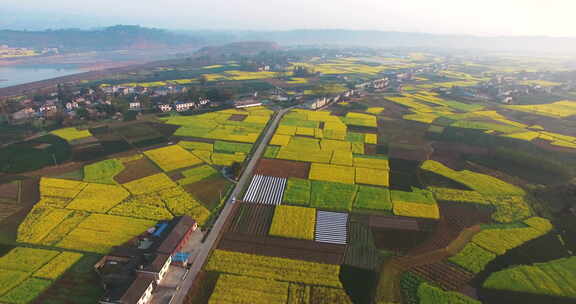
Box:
0;65;85;88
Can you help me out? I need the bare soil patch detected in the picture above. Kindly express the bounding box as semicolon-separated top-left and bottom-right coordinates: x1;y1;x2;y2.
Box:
0;181;19;201
364;144;377;155
150;122;180;138
389;147;429;161
411;261;475;291
408;203;492;256
0;204;22;223
184;271;219;304
114;157;161;183
348;125;379;134
168;172;184;181
533;138;576;153
21;161;85;178
184;176;232;211
20;178;39;205
254;158;310;179
218;232;346;264
227;202;274;235
368;215;436;231
373;228;432;253
0;178;38;243
228;114;247;121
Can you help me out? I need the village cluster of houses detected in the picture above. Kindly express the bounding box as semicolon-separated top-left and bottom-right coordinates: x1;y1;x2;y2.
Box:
5;61;573;126
6;83;219;123
9;94;85;121
101;84;189;97
450;76;571;104
96;216;198;304
155;98;211;112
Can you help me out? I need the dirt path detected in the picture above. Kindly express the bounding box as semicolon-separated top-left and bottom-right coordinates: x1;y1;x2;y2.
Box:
375;225;481;303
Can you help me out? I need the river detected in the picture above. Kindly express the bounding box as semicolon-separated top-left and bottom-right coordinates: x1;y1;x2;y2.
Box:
0;65;85;88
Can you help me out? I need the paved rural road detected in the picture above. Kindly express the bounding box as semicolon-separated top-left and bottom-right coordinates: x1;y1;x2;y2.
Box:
171;107;291;304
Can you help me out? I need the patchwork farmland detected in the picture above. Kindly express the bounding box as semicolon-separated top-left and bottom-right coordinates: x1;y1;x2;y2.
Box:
189;103;575;304
0;106;275;303
2;51;576;304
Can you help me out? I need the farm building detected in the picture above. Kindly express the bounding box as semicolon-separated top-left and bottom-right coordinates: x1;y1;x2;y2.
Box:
156;215;198;255
95;216;198;304
235;99;262;108
99;273;155;304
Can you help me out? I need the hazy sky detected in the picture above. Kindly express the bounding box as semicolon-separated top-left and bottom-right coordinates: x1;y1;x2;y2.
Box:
2;0;576;37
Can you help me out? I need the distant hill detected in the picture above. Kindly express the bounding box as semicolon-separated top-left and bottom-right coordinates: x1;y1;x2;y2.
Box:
0;25;202;52
197;41;280;57
185;29;576;55
4;25;576;55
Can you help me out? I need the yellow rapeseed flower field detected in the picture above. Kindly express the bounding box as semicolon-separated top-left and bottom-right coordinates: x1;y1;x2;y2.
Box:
123;173;177;195
355;167;389;187
364;134;378;144
270;134;292;146
144;145;203;172
393;201;440;219
269;205;316;240
309;163;355;184
50;128;92;142
205;250;343;288
66;183;130;213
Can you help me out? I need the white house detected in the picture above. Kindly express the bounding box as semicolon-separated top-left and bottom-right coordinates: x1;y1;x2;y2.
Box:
129;102;141;110
258;65;270;71
65;102;79;110
158;104;172;112
175;102;195;112
235;99;262;109
39;105;57;113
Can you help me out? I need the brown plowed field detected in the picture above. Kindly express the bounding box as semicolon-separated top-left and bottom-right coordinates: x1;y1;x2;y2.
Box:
218;232;346;264
228;114;247;121
227;202;275;235
22;161;85;178
184;176;232;211
364;144;377;155
370;215;437;252
533;138;576;153
368;215;437;231
0;204;22;223
388;147;429;161
408;203;492;255
254;158;310;179
373;228;432;252
114;157;161;183
20;178;39;205
410;261;475;291
0;181;19;201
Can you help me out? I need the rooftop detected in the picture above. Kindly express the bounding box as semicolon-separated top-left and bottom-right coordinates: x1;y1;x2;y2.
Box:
120;274;154;304
156;216;196;254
